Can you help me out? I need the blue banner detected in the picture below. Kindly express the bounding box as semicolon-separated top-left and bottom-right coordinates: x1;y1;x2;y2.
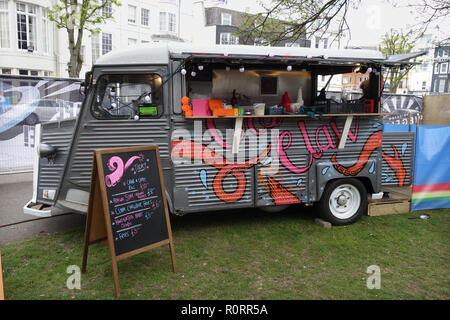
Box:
411;125;450;211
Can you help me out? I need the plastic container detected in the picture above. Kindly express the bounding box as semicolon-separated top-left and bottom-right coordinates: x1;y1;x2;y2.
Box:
254;103;265;116
269;106;284;115
290;103;301;113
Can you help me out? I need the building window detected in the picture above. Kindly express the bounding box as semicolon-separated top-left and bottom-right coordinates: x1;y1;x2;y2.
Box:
0;0;10;48
261;76;277;95
434;63;439;74
102;32;112;55
41;9;51;54
221;13;232;26
102;1;112;17
19;69;28;75
159;12;176;33
315;37;320;48
141;8;149;26
440;62;448;74
422;81;426;90
91;34;100;63
1;68;12;75
128;5;136;24
80;45;86;61
16;2;37;51
438;79;445;93
343;77;348;84
128;38;137;46
168;13;176;32
323;38;328;49
142;40;150;44
220;32;239;45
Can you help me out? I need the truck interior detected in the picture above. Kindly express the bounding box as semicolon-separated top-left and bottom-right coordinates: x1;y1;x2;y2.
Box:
180;56;382;117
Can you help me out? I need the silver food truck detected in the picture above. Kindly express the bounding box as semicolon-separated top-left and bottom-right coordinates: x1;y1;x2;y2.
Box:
23;43;417;225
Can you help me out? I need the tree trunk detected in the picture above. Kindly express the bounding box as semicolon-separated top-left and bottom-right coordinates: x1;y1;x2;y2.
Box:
67;28;84;78
389;70;397;93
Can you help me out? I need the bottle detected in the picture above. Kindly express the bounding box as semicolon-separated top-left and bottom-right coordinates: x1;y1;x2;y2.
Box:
231;89;237;107
297;87;304;106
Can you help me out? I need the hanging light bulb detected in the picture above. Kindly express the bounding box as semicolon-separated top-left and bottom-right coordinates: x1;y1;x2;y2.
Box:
225;66;230;72
144;95;151;103
287;65;292;71
134;114;139;121
191;71;197;77
198;65;204;71
239;66;245;72
307;55;312;59
367;67;373;73
181;68;187;75
323;55;329;60
110;102;117;109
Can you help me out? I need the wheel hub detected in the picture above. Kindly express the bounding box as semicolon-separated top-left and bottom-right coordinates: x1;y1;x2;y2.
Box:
337;194;348;206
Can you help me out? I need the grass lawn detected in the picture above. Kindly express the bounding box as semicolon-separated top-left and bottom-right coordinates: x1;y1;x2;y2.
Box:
1;206;449;300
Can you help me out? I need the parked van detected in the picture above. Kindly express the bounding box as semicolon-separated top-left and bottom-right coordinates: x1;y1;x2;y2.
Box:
24;43;419;225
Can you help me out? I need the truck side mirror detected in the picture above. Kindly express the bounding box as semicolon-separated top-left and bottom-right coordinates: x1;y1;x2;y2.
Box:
80;71;93;95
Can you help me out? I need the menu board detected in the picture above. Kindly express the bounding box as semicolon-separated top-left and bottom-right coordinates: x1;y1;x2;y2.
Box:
82;145;176;298
100;149;168;256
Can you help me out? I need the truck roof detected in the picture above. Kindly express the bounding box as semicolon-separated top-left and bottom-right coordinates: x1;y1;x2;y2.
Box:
94;42;389;67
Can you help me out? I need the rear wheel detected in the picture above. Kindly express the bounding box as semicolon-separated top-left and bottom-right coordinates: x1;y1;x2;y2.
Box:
318;179;367;225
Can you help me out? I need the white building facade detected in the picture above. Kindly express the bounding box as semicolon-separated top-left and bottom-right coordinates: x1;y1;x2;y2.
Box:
0;0;55;76
0;0;193;78
406;34;434;96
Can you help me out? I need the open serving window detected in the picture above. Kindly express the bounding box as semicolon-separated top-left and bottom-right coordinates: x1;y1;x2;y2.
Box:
178;55;386;118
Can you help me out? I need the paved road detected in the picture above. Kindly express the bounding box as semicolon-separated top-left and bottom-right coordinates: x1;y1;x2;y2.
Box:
0;172;85;245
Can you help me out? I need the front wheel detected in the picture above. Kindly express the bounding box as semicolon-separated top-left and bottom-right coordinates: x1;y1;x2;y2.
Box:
317;179;367;225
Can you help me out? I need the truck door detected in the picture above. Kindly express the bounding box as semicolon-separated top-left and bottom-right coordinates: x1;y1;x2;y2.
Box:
56;68;172;213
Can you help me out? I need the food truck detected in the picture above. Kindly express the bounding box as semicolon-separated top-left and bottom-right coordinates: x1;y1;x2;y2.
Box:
24;43;418;225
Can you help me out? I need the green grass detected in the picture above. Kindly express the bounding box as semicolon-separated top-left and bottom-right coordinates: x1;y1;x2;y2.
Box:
2;206;449;300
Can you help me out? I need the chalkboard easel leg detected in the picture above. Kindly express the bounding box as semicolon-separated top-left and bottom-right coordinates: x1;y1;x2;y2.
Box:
169;241;177;273
81;244;88;273
111;258;121;298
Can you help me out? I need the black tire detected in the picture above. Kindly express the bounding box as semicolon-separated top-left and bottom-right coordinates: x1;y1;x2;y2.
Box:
317;179;367;226
24;113;39;126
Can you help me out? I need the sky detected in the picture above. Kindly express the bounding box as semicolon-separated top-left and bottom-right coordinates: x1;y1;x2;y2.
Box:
345;0;418;47
205;0;447;48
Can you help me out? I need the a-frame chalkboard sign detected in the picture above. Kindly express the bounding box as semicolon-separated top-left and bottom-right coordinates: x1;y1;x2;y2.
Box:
82;145;176;298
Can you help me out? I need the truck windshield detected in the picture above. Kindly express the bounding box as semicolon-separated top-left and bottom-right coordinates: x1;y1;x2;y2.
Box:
92;74;163;119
